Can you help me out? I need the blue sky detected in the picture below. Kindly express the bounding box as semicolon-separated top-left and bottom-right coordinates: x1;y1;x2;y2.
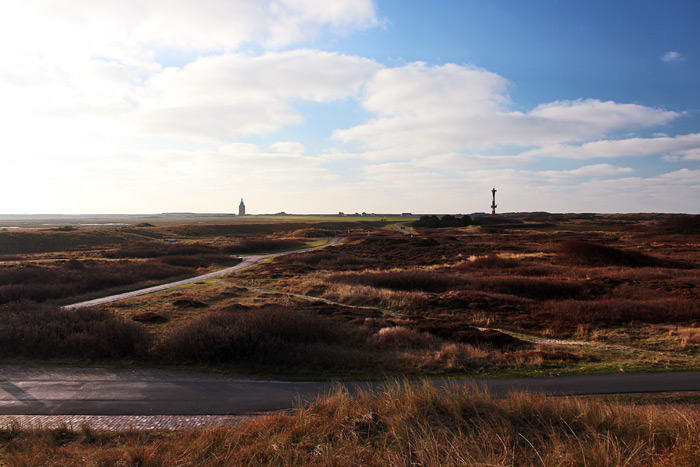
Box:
0;0;698;214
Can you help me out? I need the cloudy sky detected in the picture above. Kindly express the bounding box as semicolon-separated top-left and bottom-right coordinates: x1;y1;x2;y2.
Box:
1;0;699;214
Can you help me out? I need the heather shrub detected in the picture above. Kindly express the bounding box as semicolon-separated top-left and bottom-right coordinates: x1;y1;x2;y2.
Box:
559;240;663;267
154;306;369;365
132;311;168;323
0;260;190;304
371;327;440;349
457;254;519;269
294;251;370;269
0;301;149;359
657;214;700;235
471;276;606;300
536;298;700;331
328;270;466;293
221;238;304;254
107;242;219;259
159;254;231;268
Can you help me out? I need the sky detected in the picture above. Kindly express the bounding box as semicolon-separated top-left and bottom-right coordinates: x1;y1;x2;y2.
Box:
1;0;699;215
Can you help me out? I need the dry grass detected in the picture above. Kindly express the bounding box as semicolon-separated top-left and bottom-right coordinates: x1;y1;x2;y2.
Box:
670;327;700;348
322;282;428;310
371;326;440;349
2;383;699;466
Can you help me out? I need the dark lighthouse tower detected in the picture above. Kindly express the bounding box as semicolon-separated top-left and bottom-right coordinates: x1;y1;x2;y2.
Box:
238;198;246;216
490;188;497;215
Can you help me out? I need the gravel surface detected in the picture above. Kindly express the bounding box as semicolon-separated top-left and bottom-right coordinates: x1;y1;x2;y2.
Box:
0;414;250;431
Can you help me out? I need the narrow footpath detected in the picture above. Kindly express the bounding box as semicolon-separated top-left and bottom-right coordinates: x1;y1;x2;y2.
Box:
62;237;342;310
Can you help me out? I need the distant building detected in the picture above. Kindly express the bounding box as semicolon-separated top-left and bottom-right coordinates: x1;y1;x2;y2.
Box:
239;198;246;216
401;213;413;217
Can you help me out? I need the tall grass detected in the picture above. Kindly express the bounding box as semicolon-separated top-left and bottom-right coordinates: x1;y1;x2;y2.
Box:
2;383;698;466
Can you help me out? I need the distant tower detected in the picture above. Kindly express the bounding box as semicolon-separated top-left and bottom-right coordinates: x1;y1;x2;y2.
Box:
490;188;497;215
238;198;246;216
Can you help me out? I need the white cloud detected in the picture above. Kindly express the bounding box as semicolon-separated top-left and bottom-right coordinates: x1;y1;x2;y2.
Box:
0;1;377;56
0;49;381;151
131;50;380;141
661;51;685;63
334;63;679;155
681;148;700;160
526;133;700;159
538;164;634;178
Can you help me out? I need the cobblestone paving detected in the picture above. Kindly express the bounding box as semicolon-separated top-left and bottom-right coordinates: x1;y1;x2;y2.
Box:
0;415;250;431
1;365;259;430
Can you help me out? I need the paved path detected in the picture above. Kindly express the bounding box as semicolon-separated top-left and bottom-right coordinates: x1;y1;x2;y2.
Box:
2;367;699;418
62;237;342;310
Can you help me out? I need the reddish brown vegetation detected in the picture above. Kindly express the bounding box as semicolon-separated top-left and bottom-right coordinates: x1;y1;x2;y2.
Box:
327;270;466;293
154;305;371;366
0;301;148;359
245;213;700;345
0;260;191;304
534;299;700;334
131;311;168;323
559;240;666;267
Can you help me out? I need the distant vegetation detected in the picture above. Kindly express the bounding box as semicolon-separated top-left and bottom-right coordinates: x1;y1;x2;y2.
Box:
413;214;473;228
559;240;665;267
0;260;193;305
657;213;700;235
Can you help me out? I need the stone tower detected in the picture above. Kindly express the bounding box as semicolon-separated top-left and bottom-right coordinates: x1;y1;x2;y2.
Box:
239;198;246;216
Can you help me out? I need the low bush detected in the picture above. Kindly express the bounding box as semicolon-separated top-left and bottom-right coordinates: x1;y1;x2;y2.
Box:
0;301;148;359
159;253;231;268
0;260;190;304
221;238;305;254
559;240;663;267
132;311;168;323
107;242;219;259
371;327;440;349
294;252;370;270
455;254;519;269
413;214;472;228
471;276;606;300
657;214;700;235
154;305;369;365
536;298;700;332
327;270;466;293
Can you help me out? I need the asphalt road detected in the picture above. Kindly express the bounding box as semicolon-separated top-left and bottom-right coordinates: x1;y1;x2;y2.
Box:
2;371;699;416
62;237;343;310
